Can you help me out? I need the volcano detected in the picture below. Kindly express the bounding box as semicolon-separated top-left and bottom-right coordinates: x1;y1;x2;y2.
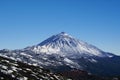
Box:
0;32;120;76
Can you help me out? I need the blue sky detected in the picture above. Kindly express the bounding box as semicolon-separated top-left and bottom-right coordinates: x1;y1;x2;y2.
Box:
0;0;120;55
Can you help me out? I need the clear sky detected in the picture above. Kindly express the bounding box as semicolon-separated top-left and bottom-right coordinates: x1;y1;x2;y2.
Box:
0;0;120;55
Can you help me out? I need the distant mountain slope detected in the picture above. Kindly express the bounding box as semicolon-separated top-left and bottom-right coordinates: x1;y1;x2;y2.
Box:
0;32;120;76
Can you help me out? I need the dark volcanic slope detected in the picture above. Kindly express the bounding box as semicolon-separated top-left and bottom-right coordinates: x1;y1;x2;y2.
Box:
0;56;65;80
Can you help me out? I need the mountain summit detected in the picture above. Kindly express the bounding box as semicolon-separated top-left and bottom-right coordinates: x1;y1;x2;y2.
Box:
32;32;113;58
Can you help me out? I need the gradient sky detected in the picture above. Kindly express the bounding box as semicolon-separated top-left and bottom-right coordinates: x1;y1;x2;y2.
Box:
0;0;120;55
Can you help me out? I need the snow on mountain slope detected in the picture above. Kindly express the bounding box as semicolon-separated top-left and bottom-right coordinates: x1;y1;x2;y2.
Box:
31;32;114;57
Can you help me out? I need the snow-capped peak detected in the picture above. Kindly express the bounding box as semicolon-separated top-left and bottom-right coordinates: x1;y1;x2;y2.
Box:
31;32;113;58
58;32;69;36
37;32;74;46
57;32;72;37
